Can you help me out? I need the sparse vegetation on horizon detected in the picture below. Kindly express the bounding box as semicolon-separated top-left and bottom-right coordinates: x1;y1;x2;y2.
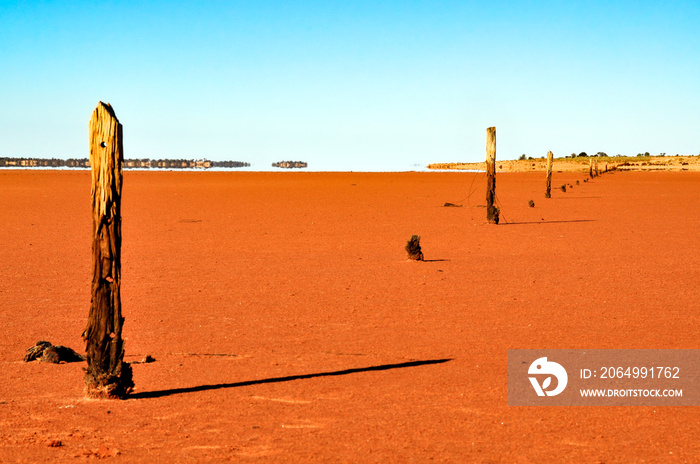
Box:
0;157;250;169
428;153;700;172
272;160;308;169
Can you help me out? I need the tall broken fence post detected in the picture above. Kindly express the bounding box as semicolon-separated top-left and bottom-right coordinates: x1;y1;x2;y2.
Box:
485;127;499;224
83;102;133;398
545;150;553;198
589;158;594;178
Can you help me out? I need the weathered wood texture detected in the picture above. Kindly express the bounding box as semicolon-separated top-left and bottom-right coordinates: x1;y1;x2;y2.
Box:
485;127;499;224
545;151;553;198
84;102;133;398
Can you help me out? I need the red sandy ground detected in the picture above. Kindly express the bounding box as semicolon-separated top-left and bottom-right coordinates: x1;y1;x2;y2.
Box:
0;169;698;463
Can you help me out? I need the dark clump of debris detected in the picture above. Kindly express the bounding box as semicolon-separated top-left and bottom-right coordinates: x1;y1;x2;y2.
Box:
24;341;85;364
560;184;567;192
528;200;535;208
405;235;424;261
443;202;462;207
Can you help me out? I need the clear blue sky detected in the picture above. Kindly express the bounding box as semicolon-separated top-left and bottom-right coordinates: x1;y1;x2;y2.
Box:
1;1;698;170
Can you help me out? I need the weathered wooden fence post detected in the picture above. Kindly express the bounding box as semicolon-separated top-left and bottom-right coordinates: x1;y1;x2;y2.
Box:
545;150;553;198
589;159;594;178
486;127;499;224
83;102;133;398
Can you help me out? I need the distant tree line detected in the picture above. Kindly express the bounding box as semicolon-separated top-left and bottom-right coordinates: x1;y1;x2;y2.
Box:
567;152;700;158
211;160;251;168
566;152;617;158
514;152;700;161
0;157;250;169
0;157;90;167
272;160;308;168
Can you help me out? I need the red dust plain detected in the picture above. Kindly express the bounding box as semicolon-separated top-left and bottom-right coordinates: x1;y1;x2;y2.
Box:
0;169;698;463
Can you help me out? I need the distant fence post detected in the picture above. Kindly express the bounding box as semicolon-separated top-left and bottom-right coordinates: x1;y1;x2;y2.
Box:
589;159;594;178
545;151;553;198
595;160;599;177
83;102;133;399
486;127;499;224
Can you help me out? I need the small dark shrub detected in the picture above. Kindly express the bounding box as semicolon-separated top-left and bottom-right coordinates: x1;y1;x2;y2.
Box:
405;235;424;261
528;200;535;207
